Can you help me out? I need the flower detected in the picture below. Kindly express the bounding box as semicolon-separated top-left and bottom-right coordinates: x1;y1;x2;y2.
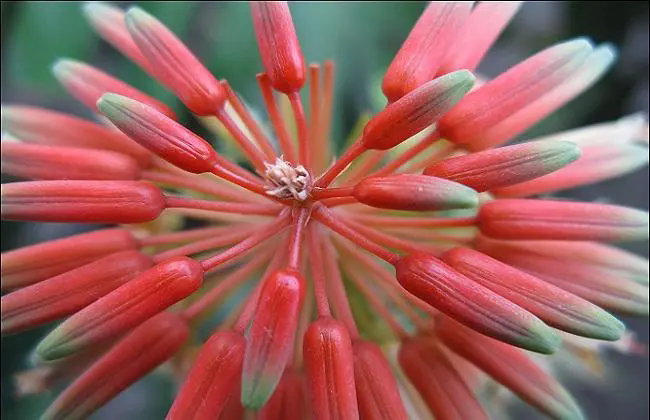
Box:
1;2;648;419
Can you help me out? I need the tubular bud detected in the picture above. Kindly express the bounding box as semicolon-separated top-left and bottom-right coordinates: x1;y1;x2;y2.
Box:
382;2;472;102
34;257;203;362
125;7;226;115
52;59;176;119
242;269;305;408
1;251;153;335
395;252;560;354
1;228;138;290
166;330;245;420
1;180;166;224
258;368;307;420
98;93;218;174
352;174;478;211
353;340;408;420
442;247;625;341
363;70;475;150
0;142;141;181
42;312;188;420
303;317;359;420
251;1;306;94
436;317;584;420
0;105;151;165
423;141;581;192
478;199;650;242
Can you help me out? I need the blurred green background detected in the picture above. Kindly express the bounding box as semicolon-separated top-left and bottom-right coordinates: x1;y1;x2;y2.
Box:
1;2;648;419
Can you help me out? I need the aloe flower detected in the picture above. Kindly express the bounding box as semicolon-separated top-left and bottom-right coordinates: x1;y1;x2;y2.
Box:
1;2;648;419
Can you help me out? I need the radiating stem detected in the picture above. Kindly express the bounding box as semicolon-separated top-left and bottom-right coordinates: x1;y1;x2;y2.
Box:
315;61;335;175
215;107;267;172
152;226;257;262
164;195;281;215
372;130;441;177
288;92;310;170
140;225;255;247
347;214;477;228
311;186;355;200
308;64;322;172
315;140;367;188
322;236;359;338
287;206;311;269
142;170;255;203
257;73;297;163
308;225;331;317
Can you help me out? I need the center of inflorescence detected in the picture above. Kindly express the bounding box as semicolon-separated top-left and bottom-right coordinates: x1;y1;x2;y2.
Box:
263;157;312;202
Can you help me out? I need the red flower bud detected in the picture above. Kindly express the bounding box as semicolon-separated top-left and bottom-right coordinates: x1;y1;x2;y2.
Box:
42;312;188;420
1;180;165;224
423;141;581;192
395;252;560;354
436;317;583;420
34;257;203;362
478;199;649;242
1;251;153;334
125;7;226;115
1;106;152;165
258;368;308;420
363;70;475;150
52;59;176;119
98;93;218;174
251;2;306;94
382;2;472;102
303;317;359;420
353;340;408;420
0;228;138;290
353;174;478;211
166;330;245;420
398;337;489;420
242;269;305;408
442;247;625;340
1;142;141;181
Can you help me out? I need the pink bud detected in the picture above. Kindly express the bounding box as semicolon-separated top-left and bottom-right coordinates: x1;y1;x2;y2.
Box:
442;247;625;340
98;93;218;174
0;228;138;290
363;70;475;150
382;2;472;102
436;317;583;420
1;105;152;165
166;330;245;420
353;340;408;420
1;251;153;334
251;2;306;94
303;317;359;420
242;269;305;408
398;337;489;420
1;142;141;181
125;7;226;115
353;174;478;211
34;257;203;362
42;312;188;420
1;180;165;224
478;199;649;242
423;141;580;192
52;59;176;119
395;252;560;354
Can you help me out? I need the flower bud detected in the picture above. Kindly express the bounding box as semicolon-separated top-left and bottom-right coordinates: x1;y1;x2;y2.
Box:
166;331;245;420
251;1;306;94
353;174;478;211
1;251;153;335
34;257;203;362
353;340;408;420
382;2;472;102
42;312;188;420
442;247;625;340
395;252;560;354
52;59;176;119
125;7;226;115
98;93;218;174
436;317;584;420
1;228;138;290
1;180;166;224
478;199;650;242
424;141;581;192
1;142;141;181
242;269;305;408
303;317;358;420
363;70;475;150
258;368;307;420
398;337;489;420
1;105;151;165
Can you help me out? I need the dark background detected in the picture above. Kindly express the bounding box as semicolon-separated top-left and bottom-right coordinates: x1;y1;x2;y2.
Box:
1;2;648;419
